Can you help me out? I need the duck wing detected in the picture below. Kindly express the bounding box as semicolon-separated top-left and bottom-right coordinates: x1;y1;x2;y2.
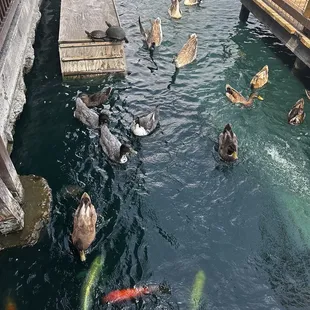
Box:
88;87;112;107
99;125;122;162
74;97;99;129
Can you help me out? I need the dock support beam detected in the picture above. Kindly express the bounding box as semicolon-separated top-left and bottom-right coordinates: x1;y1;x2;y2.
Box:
239;4;250;22
0;135;23;203
0;178;24;234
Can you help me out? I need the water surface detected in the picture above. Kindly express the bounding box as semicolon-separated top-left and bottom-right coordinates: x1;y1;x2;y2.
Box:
1;0;310;309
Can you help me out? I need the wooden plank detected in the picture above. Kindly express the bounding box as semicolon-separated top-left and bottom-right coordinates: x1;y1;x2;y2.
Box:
270;0;310;31
59;43;124;59
61;57;126;74
0;135;23;202
304;0;310;18
63;69;126;77
254;0;297;34
59;0;122;44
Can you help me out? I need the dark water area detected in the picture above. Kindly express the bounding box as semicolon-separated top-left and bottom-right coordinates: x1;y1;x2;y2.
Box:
2;0;310;309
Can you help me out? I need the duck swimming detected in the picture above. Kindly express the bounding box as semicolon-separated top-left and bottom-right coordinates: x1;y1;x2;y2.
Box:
225;84;263;106
99;113;137;164
218;124;238;162
71;192;97;262
184;0;202;5
288;98;306;125
78;87;112;108
250;65;268;89
169;0;182;19
74;97;99;129
131;105;160;136
139;17;163;49
305;89;310;100
173;33;198;68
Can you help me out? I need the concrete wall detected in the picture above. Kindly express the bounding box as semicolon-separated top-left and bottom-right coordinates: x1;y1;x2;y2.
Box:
0;0;42;147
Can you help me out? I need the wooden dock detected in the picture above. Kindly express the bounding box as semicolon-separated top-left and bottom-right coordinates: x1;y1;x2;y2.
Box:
239;0;310;69
58;0;127;79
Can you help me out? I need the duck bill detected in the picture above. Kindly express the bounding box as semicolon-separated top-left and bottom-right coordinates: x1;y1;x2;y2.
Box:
79;250;86;262
257;95;264;101
130;148;138;155
232;152;238;160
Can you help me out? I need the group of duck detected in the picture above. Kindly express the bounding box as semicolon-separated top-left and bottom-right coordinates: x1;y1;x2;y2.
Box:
70;0;309;262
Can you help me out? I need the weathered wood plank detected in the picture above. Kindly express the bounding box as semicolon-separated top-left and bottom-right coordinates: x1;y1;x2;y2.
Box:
59;0;121;44
61;57;126;74
59;43;124;60
0;135;23;202
0;178;24;234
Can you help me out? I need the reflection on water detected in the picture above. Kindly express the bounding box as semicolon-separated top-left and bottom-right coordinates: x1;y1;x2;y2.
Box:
1;0;310;309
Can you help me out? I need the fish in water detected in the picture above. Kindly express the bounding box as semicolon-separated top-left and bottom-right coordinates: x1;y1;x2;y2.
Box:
5;297;17;310
190;270;206;310
103;284;167;304
81;255;105;310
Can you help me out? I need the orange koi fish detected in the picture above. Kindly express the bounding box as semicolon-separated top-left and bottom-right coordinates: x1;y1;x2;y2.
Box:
103;285;161;303
5;297;17;310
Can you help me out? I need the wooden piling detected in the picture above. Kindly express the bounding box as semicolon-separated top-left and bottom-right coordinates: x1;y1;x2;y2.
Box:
0;135;23;202
239;4;250;22
0;178;24;234
58;0;127;79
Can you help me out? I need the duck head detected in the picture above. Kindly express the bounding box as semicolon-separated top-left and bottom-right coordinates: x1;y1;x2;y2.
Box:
99;113;110;126
120;144;137;163
226;144;238;161
78;93;90;105
80;192;91;206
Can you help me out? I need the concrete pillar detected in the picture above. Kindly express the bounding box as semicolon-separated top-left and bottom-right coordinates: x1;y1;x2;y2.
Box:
0;178;24;234
0;135;23;202
239;4;250;22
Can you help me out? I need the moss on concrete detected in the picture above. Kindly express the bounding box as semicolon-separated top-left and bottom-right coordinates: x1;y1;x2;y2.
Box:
0;175;51;251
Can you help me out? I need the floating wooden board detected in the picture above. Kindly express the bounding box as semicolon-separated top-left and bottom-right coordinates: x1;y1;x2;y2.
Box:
58;0;126;79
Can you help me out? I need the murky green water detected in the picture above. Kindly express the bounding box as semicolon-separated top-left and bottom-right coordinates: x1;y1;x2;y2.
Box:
1;0;310;309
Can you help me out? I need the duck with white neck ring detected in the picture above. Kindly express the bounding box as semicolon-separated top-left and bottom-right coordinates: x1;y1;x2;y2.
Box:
98;113;137;164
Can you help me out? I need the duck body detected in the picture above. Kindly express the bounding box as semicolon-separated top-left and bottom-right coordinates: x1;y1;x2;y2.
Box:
72;192;97;261
78;87;112;108
131;105;160;136
169;0;182;19
288;98;305;125
184;0;202;5
74;97;99;129
139;17;163;49
174;33;198;68
218;124;238;162
225;84;263;106
99;113;136;164
250;65;268;89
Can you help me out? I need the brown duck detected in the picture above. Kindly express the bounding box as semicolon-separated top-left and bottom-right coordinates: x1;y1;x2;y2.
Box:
78;87;112;108
250;65;269;89
173;34;198;68
168;0;182;19
71;192;97;261
225;84;263;106
288;98;306;125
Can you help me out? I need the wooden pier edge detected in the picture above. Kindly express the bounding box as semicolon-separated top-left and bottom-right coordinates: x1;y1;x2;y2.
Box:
239;0;310;69
58;0;127;79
